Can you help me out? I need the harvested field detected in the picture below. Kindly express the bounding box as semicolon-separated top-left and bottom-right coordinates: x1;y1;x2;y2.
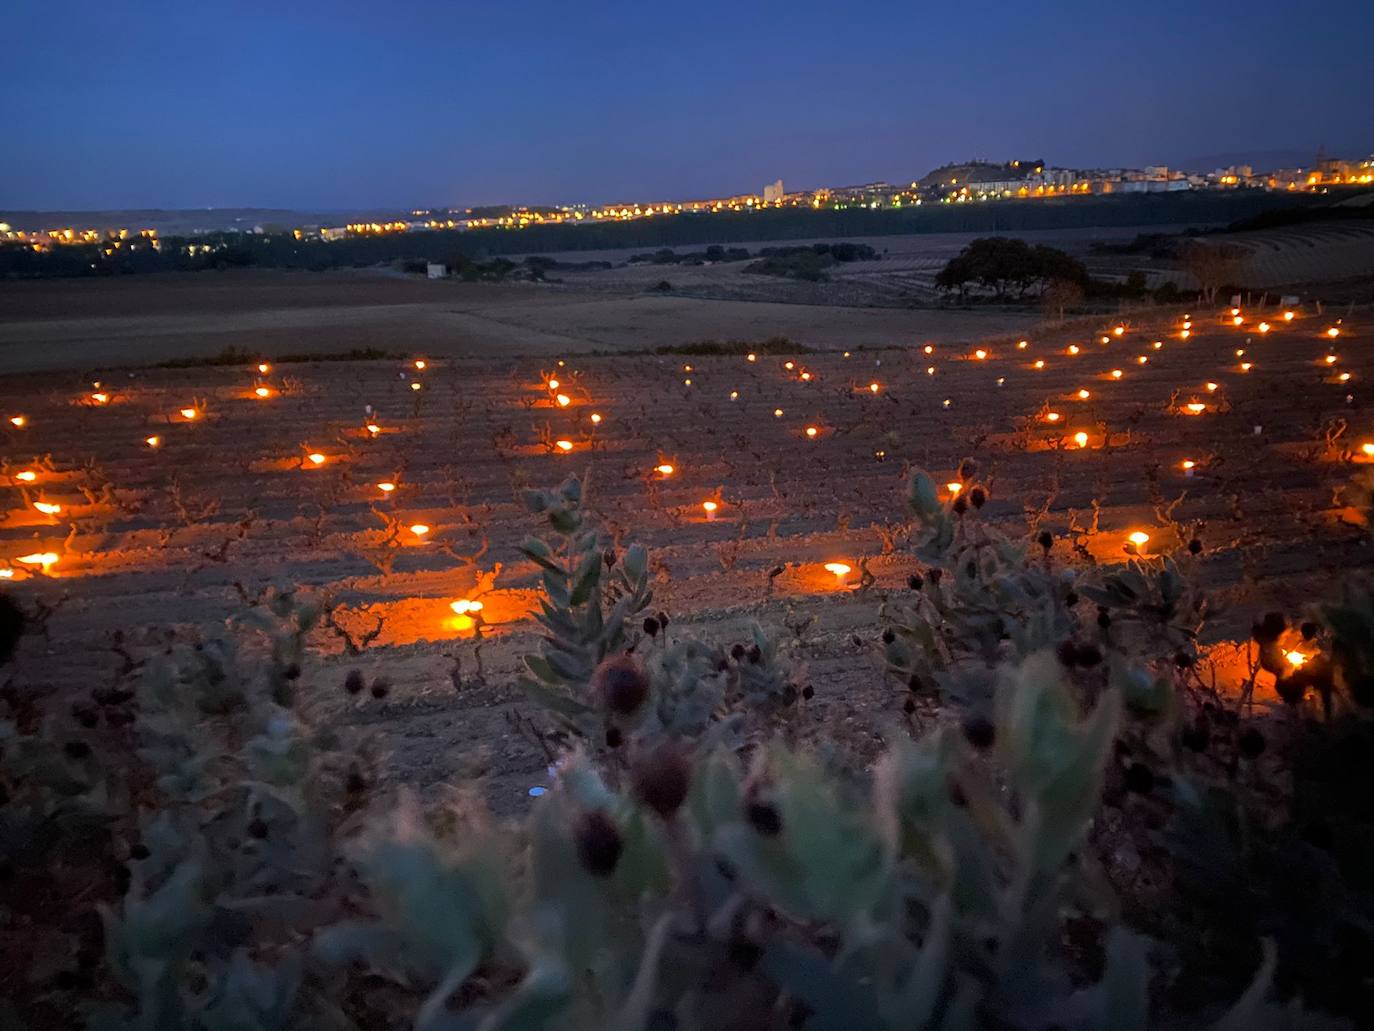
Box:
0;304;1368;811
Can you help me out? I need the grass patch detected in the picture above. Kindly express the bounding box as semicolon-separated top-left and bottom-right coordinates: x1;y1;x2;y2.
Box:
154;345;396;369
653;335;811;356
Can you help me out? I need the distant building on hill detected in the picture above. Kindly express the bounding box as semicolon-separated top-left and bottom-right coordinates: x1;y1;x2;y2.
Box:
762;179;785;202
426;262;448;280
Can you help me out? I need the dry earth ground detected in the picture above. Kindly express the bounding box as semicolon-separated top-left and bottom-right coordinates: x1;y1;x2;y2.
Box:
0;303;1369;811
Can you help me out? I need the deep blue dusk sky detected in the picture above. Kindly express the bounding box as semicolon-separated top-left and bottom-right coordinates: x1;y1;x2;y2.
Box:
5;0;1372;211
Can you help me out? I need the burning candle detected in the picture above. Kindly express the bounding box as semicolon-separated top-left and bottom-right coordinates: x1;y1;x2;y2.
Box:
1286;650;1307;669
774;408;784;417
409;523;430;537
1184;402;1207;414
366;423;381;436
91;391;109;404
974;349;988;360
1111;369;1123;379
180;408;198;420
1034;360;1045;370
1073;431;1089;448
18;552;58;570
307;452;326;466
702;500;718;520
414;359;427;370
1045;411;1062;423
548;378;560;391
1067;345;1080;355
1283;311;1294;322
1181;459;1196;476
655;463;675;476
946;482;962;496
33;501;61;515
254;386;271;398
1257;322;1270;334
1325;355;1339;364
9;416;26;428
784;361;795;371
1076;389;1090;400
747;353;757;362
555;439;573;452
869;382;880;394
590;412;603;423
1205;381;1218;392
1327;327;1340;339
924;345;935;355
555;393;571;407
410;382;422;391
1113;326;1125;337
1017;340;1028;349
1137;356;1148;364
824;561;851;585
805;426;819;438
146;435;161;448
14;470;36;482
1127;530;1150;552
377;481;396;493
258;362;271;374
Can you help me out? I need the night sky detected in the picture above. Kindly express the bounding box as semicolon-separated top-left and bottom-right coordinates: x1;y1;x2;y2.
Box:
6;0;1372;211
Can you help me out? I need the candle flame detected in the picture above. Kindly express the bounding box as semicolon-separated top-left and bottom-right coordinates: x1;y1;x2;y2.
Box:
414;359;427;370
1327;327;1340;339
1128;531;1150;547
1067;344;1080;355
555;439;573;452
254;386;271;398
307;453;326;466
91;392;109;404
1111;369;1123;379
868;382;880;393
409;523;430;536
14;470;36;482
18;552;58;569
410;382;422;391
1113;326;1125;336
1283;311;1294;321
1077;388;1090;400
824;562;851;578
257;362;271;374
146;435;161;448
974;349;987;360
33;501;61;515
1045;411;1061;422
702;500;718;513
590;412;602;423
1034;360;1045;369
180;408;198;420
377;481;396;493
1073;431;1089;448
805;426;818;438
450;599;483;615
555;393;571;407
655;463;675;475
9;416;26;427
548;378;560;391
1286;650;1307;669
1185;402;1207;414
946;482;962;495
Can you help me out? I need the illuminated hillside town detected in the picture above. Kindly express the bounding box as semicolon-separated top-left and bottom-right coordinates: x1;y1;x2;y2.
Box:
3;152;1371;251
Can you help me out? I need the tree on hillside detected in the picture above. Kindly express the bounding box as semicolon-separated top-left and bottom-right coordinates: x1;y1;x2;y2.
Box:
1181;241;1246;304
1041;278;1086;321
935;237;1088;301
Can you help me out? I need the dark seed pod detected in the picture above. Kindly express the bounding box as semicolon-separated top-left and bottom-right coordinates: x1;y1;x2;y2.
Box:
907;573;924;590
781;685;798;706
962;715;996;750
928;569;943;586
1276;674;1307;706
903;697;916;714
129;843;150;862
1097;608;1112;629
283;663;301;681
346;769;368;794
603;549;617;568
881;629;895;645
591;655;650;717
1065;590;1078;607
1187;538;1203;555
907;673;923;693
64;740;91;760
643;616;659;637
730;642;747;660
1056;640;1080;667
344;669;365;695
748;644;762;664
952;495;969;515
1124;763;1154;794
247;818;269;839
1300;621;1319;641
745;801;783;836
969;486;987;509
656;611;670;629
574;810;623;877
605;725;623;749
1238;727;1266;759
1251;612;1286;645
1076;644;1103;668
632;744;691;820
1037;530;1053;553
801;685;814;700
369;678;390;699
